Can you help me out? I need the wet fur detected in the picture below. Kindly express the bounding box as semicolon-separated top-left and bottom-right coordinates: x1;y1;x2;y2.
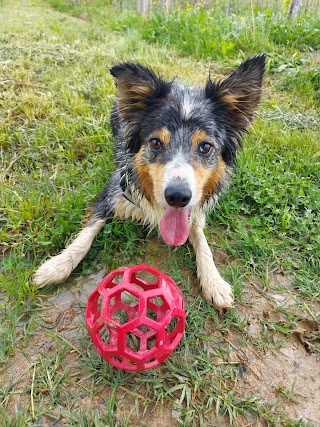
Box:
32;56;265;309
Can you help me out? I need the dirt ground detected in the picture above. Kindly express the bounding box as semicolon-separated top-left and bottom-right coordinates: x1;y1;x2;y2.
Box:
235;275;320;425
1;267;319;426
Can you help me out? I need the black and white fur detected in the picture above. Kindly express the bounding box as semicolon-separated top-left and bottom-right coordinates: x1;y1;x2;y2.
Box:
32;56;265;309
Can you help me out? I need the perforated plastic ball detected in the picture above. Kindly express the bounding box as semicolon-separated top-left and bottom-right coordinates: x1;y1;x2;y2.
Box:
85;264;185;371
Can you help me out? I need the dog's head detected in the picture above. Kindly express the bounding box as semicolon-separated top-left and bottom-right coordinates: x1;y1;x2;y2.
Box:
110;56;265;246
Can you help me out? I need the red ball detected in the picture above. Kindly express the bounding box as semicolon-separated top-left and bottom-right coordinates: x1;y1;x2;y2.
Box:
85;264;185;371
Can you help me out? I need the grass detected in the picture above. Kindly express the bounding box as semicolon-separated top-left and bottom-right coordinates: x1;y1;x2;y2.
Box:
52;1;319;103
0;0;319;426
212;120;319;294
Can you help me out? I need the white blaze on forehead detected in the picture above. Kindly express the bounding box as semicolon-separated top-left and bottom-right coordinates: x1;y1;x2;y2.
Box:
173;84;197;121
181;91;197;120
182;97;196;120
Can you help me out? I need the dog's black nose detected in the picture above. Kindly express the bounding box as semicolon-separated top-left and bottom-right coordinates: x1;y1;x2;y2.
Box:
165;183;192;208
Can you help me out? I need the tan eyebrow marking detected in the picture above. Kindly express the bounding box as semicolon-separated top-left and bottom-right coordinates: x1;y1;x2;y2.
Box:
150;128;171;147
191;130;211;147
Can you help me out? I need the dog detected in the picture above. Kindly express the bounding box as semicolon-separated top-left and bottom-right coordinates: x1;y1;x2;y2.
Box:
32;55;265;309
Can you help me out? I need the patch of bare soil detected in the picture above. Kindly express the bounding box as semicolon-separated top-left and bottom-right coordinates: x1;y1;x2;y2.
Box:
234;274;320;426
239;337;319;424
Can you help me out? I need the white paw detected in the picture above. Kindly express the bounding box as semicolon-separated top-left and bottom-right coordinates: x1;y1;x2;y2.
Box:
201;276;234;309
31;253;74;287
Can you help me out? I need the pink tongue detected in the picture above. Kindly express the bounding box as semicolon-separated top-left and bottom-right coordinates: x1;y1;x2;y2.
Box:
160;209;190;246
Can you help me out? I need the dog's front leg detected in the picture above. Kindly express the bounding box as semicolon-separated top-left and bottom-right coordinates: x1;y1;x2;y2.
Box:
32;218;105;287
189;218;234;309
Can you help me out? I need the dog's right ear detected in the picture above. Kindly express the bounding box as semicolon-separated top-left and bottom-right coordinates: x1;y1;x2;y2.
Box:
110;63;171;152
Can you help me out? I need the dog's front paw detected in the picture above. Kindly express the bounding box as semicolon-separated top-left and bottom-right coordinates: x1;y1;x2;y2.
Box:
31;253;74;287
201;276;234;309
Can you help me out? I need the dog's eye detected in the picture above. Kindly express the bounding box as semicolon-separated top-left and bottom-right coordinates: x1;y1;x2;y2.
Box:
149;138;162;152
198;142;213;155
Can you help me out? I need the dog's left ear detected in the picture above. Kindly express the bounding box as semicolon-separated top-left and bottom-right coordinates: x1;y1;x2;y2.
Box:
110;63;171;152
205;55;265;158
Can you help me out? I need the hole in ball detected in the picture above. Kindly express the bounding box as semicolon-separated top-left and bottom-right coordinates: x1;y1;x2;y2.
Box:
99;325;110;345
112;309;129;324
126;332;140;352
